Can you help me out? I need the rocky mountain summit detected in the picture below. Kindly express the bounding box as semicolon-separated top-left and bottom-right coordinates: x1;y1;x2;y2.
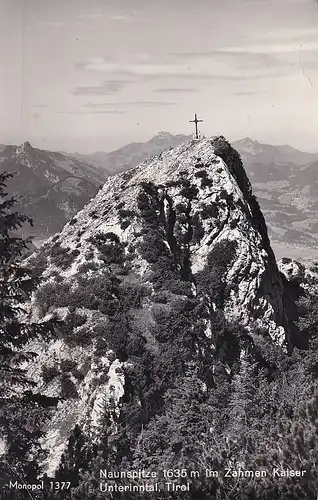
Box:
4;134;318;251
74;131;191;175
23;136;297;475
74;134;318;249
1;135;317;500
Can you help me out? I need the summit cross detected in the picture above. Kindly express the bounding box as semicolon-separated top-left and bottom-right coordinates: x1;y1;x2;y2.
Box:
189;113;203;139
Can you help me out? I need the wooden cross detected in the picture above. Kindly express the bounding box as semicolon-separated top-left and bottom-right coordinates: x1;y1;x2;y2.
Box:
189;113;203;139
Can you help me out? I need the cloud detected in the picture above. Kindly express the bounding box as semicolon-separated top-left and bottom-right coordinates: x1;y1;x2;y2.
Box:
76;50;292;83
231;90;263;96
76;58;119;72
58;110;126;115
125;63;209;77
77;13;103;20
168;46;315;82
37;22;64;28
168;51;216;59
210;44;318;78
76;58;236;81
73;81;132;96
109;15;127;21
84;101;178;109
58;102;177;114
257;27;318;43
168;49;283;69
78;40;311;87
153;88;199;93
89;13;104;19
77;13;127;22
147;73;259;82
220;41;318;55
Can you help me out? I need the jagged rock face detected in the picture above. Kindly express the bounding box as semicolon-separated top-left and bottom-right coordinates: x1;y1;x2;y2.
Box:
278;257;318;291
278;258;306;283
26;136;288;473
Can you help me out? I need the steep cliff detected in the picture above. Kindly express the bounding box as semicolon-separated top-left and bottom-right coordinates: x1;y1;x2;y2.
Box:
24;136;290;475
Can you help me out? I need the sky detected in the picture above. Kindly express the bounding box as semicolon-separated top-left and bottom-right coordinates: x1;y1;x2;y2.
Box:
1;0;318;153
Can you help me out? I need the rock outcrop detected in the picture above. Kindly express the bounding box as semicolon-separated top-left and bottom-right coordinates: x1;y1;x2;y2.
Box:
24;136;290;473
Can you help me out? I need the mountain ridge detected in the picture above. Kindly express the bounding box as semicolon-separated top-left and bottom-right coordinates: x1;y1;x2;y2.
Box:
0;142;108;239
2;134;318;249
23;136;293;473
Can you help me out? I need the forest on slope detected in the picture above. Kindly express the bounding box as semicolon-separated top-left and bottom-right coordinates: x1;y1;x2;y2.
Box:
0;139;317;500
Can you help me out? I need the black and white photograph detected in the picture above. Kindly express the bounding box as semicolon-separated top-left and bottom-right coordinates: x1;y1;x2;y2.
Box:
0;0;318;499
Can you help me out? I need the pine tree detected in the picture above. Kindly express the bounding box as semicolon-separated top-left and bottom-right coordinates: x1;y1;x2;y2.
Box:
94;392;118;465
53;425;96;500
228;354;257;440
67;394;120;500
0;171;56;394
0;171;58;492
133;362;213;473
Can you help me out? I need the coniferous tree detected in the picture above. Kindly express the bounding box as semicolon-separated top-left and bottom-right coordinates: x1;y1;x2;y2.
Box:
0;171;58;492
227;355;257;439
55;425;89;484
0;171;56;394
133;362;214;473
66;395;120;500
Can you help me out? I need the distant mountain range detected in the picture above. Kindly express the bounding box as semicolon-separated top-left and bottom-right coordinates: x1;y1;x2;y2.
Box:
233;138;318;248
0;133;191;240
0;142;107;239
2;133;318;248
78;133;318;249
67;131;191;174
